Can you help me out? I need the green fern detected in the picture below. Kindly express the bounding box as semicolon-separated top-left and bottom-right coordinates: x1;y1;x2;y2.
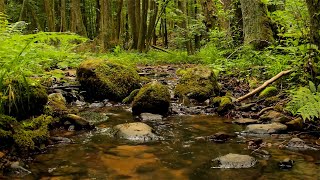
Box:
286;81;320;122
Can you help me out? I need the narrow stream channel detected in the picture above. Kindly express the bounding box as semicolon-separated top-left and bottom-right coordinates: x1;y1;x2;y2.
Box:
22;107;320;180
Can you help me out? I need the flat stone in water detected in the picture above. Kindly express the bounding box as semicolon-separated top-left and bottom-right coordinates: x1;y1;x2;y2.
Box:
233;118;259;125
213;153;257;168
245;123;287;134
113;122;160;143
139;113;163;121
286;138;318;151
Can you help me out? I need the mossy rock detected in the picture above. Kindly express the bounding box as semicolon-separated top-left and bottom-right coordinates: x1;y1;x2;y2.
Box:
0;114;53;151
122;89;140;104
174;66;220;102
13;115;53;150
210;96;234;115
2;80;48;120
44;93;70;117
259;86;278;99
76;59;141;101
132;81;170;115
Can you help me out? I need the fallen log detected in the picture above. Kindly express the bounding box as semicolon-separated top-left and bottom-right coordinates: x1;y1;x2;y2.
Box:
151;45;172;54
236;70;293;102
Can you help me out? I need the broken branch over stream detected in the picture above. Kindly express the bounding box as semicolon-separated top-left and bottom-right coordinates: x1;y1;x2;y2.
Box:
236;70;293;102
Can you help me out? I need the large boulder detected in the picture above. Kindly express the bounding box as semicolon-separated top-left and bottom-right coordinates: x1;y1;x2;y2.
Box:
132;82;170;115
76;59;141;101
2;80;48;120
174;66;220;102
113;122;159;143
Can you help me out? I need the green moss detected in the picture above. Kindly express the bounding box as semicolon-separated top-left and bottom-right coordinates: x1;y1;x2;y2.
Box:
264;96;280;106
174;66;220;102
122;89;140;104
77;59;141;101
0;115;18;139
2;80;48;120
44;93;69;116
13;115;53;150
132;81;170;115
259;86;278;98
211;96;234;115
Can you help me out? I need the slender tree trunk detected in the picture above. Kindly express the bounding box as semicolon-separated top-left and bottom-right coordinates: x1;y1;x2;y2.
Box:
29;3;42;31
19;0;28;21
44;0;56;31
135;0;141;34
97;0;113;50
0;0;5;13
71;0;87;36
127;0;138;49
96;0;101;37
146;0;158;50
60;0;67;32
178;0;193;55
137;0;148;52
306;0;320;48
240;0;274;49
115;0;124;42
194;0;201;51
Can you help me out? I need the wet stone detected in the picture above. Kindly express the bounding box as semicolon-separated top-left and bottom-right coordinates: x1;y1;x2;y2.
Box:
213;153;257;169
139;113;163;122
233;118;259;125
245;123;287;134
278;158;294;169
89;102;104;108
286;138;318;151
113;122;160;143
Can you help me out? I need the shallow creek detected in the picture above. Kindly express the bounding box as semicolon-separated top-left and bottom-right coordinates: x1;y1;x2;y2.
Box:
21;107;320;180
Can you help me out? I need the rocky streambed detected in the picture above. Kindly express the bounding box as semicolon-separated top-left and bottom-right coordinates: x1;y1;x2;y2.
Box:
1;62;320;179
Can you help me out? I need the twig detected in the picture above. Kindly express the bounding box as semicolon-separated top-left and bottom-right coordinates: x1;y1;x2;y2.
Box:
256;107;274;117
236;70;293;102
151;45;172;54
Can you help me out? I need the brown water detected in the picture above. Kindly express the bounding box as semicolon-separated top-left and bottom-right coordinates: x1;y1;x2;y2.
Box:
22;107;320;180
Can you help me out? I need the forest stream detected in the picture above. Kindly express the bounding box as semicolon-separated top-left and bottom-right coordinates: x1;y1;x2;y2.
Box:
20;106;319;180
3;65;318;180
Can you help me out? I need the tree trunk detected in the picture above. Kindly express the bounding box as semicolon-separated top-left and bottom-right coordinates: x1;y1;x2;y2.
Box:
240;0;274;49
127;0;138;49
201;0;217;31
115;0;124;42
146;0;158;50
194;0;201;51
60;0;67;32
137;0;148;52
178;0;193;55
29;3;42;31
71;0;87;36
0;0;5;13
44;0;56;31
306;0;320;48
96;0;113;50
19;0;28;21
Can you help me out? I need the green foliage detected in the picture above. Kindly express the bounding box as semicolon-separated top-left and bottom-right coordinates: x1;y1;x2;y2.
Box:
286;81;320;121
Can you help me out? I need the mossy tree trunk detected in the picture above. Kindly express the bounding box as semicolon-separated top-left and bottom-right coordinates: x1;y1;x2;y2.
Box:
0;0;5;13
240;0;274;49
71;0;87;37
127;0;139;49
306;0;320;49
44;0;56;32
115;0;124;43
60;0;67;32
137;0;148;52
96;0;113;51
201;0;217;31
